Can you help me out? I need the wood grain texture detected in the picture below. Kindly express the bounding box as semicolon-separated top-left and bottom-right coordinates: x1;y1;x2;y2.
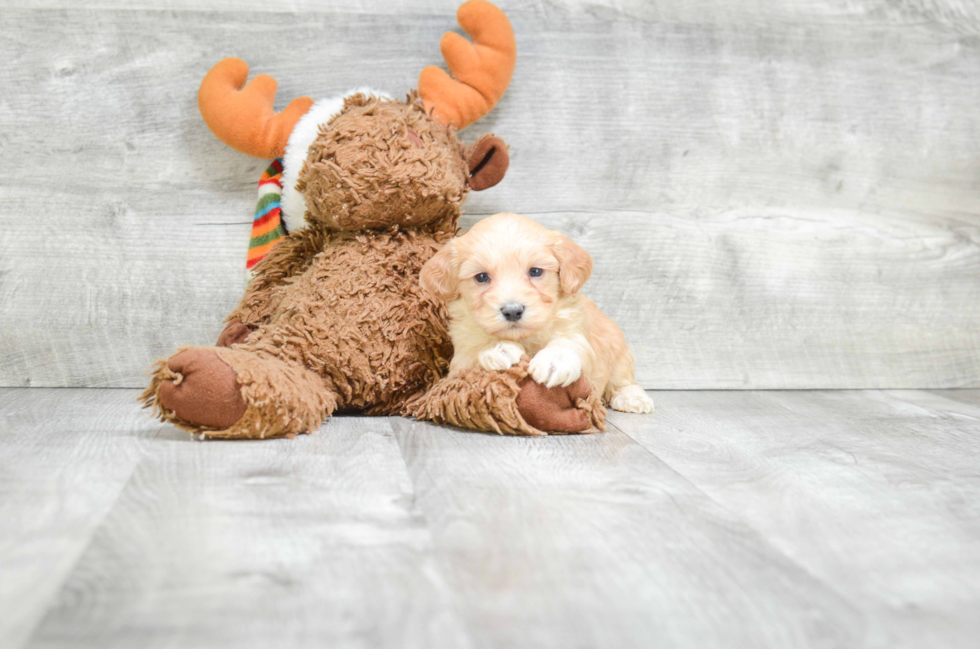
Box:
389;416;864;649
609;389;980;648
1;1;979;388
21;413;471;649
4;0;980;31
927;388;980;408
0;389;157;649
3;388;980;647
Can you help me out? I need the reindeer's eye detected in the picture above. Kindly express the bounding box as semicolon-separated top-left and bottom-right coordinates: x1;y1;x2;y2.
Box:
475;273;490;284
528;267;543;278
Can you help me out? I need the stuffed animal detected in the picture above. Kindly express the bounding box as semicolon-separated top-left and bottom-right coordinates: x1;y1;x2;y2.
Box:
140;0;605;438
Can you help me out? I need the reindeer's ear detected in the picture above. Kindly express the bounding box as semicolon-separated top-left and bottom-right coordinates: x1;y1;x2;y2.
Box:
420;242;460;301
466;134;509;191
553;234;592;295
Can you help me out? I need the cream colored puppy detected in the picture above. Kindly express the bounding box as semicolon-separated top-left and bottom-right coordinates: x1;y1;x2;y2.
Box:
420;212;653;414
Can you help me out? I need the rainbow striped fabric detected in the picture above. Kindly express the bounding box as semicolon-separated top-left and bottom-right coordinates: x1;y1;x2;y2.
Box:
247;159;289;275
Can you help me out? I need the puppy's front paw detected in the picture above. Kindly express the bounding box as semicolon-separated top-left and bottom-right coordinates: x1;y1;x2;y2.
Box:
528;347;582;388
610;384;655;414
478;342;525;372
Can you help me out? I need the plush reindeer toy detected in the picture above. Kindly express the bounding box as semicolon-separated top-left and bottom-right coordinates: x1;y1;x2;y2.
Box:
141;1;605;438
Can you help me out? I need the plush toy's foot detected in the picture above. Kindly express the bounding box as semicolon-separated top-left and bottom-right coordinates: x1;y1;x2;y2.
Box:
156;348;246;428
140;346;338;439
216;318;254;347
405;359;605;436
516;374;593;433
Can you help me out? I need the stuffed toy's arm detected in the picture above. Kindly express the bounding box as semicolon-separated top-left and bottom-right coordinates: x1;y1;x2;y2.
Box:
404;358;606;436
218;227;329;346
216;156;330;346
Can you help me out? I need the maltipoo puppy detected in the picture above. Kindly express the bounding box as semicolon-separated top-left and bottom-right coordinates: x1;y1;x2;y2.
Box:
420;212;654;414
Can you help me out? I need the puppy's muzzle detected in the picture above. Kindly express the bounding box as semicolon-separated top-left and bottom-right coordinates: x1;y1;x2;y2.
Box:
500;302;525;322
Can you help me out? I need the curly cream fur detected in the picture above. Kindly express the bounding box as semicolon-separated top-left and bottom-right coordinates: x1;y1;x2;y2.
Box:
423;213;651;413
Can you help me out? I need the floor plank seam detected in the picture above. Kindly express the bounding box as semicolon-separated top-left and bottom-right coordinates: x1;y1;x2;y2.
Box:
17;424;165;649
884;389;980;421
383;417;481;649
604;411;869;618
759;390;972;481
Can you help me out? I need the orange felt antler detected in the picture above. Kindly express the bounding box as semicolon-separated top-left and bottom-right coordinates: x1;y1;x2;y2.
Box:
418;0;516;129
198;58;314;159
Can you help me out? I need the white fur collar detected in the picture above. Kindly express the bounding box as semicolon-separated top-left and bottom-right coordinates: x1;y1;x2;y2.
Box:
279;87;391;233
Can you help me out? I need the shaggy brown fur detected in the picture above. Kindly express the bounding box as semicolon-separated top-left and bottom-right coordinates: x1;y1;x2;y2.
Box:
299;94;468;234
236;228;452;414
140;95;604;439
144;346;337;439
404;359;605;436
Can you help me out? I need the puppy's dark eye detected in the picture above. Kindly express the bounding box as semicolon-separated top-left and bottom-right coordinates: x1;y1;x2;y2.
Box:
529;267;543;278
475;272;490;284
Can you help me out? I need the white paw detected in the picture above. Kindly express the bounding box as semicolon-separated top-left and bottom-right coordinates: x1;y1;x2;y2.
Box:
610;384;655;414
478;342;525;372
528;347;583;388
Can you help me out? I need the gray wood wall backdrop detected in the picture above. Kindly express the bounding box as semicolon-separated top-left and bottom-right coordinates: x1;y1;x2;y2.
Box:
1;0;979;389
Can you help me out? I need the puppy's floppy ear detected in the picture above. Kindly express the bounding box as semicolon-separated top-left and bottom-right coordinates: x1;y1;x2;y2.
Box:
465;134;509;191
420;241;459;301
553;234;592;295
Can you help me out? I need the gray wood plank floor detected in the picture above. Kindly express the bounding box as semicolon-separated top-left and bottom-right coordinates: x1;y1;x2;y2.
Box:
2;388;978;648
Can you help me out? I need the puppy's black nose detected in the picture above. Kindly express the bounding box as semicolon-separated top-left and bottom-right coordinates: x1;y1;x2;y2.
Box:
500;302;525;322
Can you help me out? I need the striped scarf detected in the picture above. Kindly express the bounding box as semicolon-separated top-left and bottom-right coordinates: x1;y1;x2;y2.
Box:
247;158;289;275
